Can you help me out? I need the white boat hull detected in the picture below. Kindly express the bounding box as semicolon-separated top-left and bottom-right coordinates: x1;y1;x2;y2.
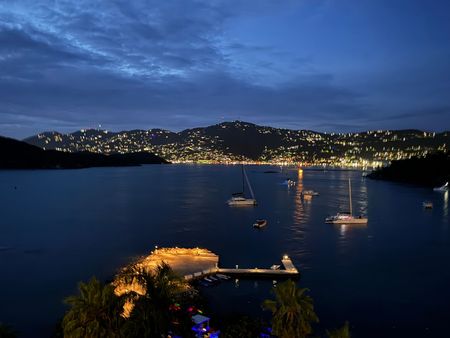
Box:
302;191;319;196
326;217;368;224
253;220;267;228
227;198;257;206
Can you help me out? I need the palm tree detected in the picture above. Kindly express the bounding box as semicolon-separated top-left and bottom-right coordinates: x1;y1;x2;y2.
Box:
326;321;350;338
119;262;189;337
262;279;318;338
62;277;125;338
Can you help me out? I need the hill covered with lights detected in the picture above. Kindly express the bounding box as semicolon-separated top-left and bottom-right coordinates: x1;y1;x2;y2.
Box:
24;121;450;166
0;136;168;169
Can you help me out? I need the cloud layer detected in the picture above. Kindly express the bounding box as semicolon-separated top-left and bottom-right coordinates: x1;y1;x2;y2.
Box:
0;0;449;138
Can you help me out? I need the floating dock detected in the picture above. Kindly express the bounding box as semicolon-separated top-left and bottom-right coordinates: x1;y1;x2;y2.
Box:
115;247;299;282
184;255;299;281
114;248;299;317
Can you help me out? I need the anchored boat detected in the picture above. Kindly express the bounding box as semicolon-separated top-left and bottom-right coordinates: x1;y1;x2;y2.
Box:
302;190;319;196
326;179;368;224
227;165;257;206
253;219;267;228
423;201;433;209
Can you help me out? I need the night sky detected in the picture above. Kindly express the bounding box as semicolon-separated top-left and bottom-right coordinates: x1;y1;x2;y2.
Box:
1;0;449;138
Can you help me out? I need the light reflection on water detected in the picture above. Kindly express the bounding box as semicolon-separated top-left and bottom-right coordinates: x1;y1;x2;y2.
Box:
292;173;312;226
357;180;368;214
335;221;368;257
336;222;368;237
444;190;448;218
288;169;314;264
338;223;348;237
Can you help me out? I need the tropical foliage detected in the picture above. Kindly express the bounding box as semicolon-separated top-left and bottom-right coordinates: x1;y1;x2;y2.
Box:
61;265;350;337
262;279;319;338
118;263;191;337
62;277;124;338
62;263;194;338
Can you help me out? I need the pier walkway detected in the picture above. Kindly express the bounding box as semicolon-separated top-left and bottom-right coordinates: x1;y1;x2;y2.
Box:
184;255;299;281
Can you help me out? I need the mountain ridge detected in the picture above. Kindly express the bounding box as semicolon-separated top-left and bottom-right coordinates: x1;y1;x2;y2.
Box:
0;136;168;169
23;120;450;164
24;120;436;141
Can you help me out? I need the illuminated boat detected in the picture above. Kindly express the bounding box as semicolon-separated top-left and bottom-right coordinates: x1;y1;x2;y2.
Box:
325;179;368;224
227;165;257;206
253;219;267;228
433;182;448;192
423;201;433;209
302;190;319;196
325;212;368;224
284;178;296;186
227;195;257;206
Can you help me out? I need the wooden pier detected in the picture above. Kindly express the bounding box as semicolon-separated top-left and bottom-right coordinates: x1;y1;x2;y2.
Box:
184;255;299;281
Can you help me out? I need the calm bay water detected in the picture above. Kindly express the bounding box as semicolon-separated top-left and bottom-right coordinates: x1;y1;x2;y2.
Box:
0;164;449;337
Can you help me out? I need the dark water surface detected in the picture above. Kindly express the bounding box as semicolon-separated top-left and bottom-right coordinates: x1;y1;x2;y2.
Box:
0;165;449;337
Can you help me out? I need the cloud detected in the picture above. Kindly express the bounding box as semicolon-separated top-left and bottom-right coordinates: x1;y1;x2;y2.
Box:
0;0;448;138
371;106;450;122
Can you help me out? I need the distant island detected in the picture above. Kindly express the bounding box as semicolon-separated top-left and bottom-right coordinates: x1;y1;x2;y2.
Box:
0;136;168;169
24;121;449;166
368;152;450;187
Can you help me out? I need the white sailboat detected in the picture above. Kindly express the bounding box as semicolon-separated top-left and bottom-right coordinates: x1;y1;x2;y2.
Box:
227;165;257;206
325;179;368;224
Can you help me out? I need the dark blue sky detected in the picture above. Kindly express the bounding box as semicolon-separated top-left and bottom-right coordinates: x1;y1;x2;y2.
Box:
1;0;449;138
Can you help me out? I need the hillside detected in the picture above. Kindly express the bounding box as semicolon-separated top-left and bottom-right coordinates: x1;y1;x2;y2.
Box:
24;121;450;164
0;136;168;169
368;152;450;187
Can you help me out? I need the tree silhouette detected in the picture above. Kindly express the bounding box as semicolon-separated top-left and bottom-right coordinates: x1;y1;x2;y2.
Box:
62;277;124;338
262;279;318;338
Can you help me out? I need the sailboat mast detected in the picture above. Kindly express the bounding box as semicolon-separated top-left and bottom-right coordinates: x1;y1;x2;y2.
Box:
241;164;245;194
348;178;353;216
243;166;255;200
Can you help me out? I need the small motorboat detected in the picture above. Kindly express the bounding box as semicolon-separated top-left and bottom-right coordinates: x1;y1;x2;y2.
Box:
270;264;281;270
253;219;268;228
209;276;219;282
423;201;433;209
203;277;214;283
216;274;230;280
302;190;319;196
